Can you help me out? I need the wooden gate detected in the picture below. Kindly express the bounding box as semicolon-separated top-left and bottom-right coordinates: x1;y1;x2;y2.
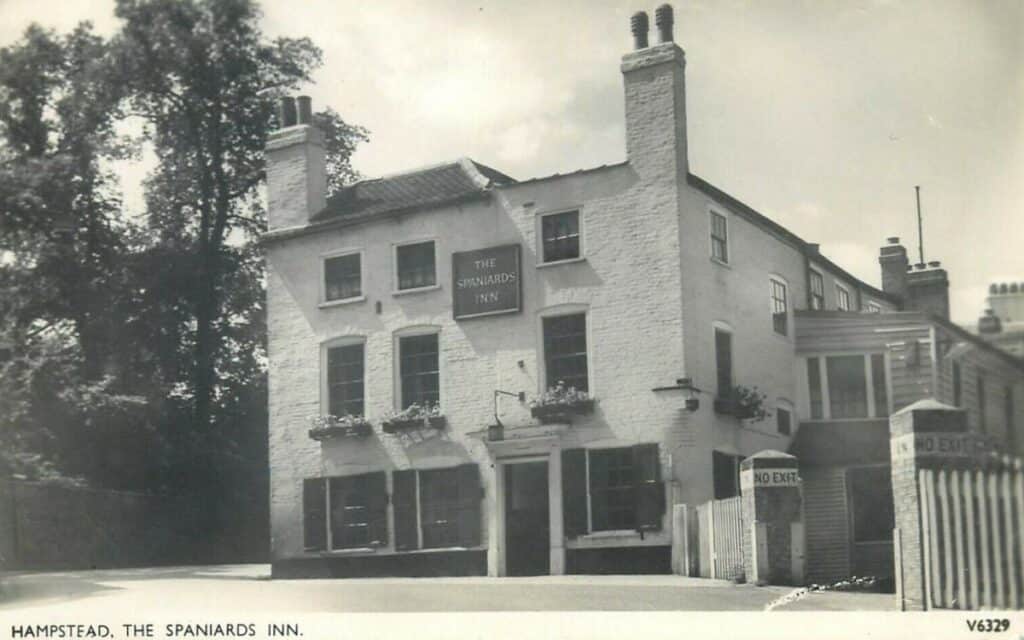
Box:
696;496;745;580
917;466;1024;609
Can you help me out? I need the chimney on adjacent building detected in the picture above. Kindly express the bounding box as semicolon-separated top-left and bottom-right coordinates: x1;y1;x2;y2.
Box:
265;95;326;230
978;308;1003;335
621;4;688;179
879;237;909;300
905;260;950;319
879;236;950;318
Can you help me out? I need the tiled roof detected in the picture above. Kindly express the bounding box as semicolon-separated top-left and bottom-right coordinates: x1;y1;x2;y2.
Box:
311;158;515;223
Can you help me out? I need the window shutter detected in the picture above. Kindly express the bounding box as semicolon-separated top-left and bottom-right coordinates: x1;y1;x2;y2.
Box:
633;443;665;531
302;478;327;551
455;463;482;547
366;472;389;546
392;469;419;551
561;448;588;538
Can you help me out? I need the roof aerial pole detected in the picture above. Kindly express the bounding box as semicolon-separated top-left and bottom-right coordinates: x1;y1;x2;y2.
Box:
915;185;924;264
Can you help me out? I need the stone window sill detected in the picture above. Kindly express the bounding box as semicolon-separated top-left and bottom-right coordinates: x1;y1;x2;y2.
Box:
392;284;441;297
536;256;586;269
318;295;366;309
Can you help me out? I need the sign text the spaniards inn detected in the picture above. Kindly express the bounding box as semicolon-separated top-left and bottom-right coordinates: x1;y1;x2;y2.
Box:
452;244;521;319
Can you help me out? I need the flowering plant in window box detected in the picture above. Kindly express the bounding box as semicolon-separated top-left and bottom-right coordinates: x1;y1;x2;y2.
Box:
307;414;373;440
713;385;771;422
529;382;595;424
381;403;446;434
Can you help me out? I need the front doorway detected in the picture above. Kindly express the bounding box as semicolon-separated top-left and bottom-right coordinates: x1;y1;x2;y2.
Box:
504;461;550;576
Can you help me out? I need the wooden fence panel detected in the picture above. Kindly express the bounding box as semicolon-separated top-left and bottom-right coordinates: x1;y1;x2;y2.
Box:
919;467;1024;610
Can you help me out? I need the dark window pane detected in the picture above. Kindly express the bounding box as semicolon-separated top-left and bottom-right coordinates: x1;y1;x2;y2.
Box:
712;451;740;499
952;362;962;407
397;241;436;290
542;211;580;262
837;286;851;311
848;466;894;543
710;212;728;263
327;343;364;417
808;358;823;419
329;473;387;549
589;447;636;531
771;279;788;335
715;328;732;397
543;313;588;392
871;354;889;417
400;334;439;408
810;271;824;310
828;355;868;419
418;465;481;549
325;253;361;301
777;408;792;435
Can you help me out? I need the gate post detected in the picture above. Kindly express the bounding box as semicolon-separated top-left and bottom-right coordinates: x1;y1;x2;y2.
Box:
889;399;973;611
739;450;803;586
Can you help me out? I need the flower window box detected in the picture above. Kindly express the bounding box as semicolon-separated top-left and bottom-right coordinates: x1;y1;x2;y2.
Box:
529;383;595;424
308;415;374;441
381;403;446;434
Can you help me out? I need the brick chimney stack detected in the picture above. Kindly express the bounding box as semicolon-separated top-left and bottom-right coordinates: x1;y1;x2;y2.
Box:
905;261;950;319
879;237;909;300
265;95;326;230
621;4;688;179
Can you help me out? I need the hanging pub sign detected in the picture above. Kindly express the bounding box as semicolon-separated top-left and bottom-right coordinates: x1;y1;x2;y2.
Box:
452;244;521;320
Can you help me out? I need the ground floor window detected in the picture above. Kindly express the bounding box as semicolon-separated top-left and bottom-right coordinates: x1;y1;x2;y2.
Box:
561;444;664;537
394;464;482;551
847;465;894;543
302;465;481;553
302;472;387;551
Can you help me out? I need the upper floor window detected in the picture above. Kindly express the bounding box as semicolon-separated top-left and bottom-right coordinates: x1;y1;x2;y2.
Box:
809;270;824;310
399;333;439;408
396;240;436;291
952;361;962;407
714;327;733;398
770;278;788;336
776;404;792;435
836;284;852;311
806;353;889;420
540;210;580;263
324;252;362;302
710;211;729;264
542;313;589;392
327;342;365;417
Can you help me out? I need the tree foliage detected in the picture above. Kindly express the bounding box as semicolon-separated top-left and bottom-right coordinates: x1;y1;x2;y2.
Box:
0;0;369;557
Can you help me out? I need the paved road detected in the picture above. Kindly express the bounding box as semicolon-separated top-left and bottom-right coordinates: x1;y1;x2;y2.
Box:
0;565;894;613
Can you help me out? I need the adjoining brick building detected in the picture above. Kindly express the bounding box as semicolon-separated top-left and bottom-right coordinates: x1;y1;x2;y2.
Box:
262;4;1024;579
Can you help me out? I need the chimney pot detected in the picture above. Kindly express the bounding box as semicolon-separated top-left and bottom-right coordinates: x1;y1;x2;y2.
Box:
630;11;649;49
914;263;926;270
655;4;674;43
887;236;900;244
296;96;313;125
277;96;297;128
928;260;941;268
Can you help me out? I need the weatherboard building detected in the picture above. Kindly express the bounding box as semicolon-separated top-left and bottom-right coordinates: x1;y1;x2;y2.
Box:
262;5;1024;580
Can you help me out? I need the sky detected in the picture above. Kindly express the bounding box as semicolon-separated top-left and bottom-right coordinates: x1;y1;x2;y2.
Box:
1;0;1021;324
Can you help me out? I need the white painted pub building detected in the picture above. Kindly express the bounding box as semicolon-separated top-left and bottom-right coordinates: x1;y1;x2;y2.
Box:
262;5;1024;581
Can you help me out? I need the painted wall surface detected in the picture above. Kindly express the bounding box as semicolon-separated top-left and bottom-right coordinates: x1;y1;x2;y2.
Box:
267;157;695;561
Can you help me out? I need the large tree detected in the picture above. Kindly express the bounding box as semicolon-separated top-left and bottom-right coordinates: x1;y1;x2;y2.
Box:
113;0;367;432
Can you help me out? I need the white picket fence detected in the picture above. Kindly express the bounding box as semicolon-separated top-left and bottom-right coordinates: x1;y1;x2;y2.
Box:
696;496;744;581
918;466;1024;609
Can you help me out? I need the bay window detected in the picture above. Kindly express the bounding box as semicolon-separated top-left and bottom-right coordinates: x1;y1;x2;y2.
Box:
805;353;890;420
